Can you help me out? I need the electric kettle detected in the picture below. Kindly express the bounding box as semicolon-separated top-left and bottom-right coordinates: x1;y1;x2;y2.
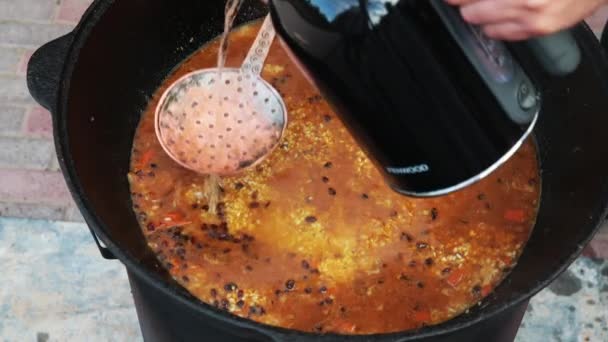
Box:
267;0;581;196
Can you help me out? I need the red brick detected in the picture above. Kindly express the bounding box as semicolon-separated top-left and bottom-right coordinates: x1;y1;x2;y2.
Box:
0;137;54;170
17;50;33;76
0;169;72;206
586;239;608;259
0;201;65;221
585;223;608;259
0;22;73;49
64;204;84;222
0;0;57;22
582;245;596;258
0;76;34;104
56;0;93;24
0;105;26;135
0;48;22;74
24;105;53;138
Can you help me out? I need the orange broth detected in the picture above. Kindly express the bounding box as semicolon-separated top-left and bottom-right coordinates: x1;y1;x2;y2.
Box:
128;21;540;334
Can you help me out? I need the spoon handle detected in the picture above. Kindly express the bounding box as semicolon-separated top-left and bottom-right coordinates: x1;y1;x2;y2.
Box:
241;15;275;76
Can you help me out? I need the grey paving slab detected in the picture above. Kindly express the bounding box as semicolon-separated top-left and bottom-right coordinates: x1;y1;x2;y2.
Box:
0;218;142;341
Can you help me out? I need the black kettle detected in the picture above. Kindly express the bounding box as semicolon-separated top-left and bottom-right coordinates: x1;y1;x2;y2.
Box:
267;0;581;196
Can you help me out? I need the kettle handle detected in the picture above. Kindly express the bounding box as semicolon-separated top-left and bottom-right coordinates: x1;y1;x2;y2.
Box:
528;31;581;76
430;0;581;76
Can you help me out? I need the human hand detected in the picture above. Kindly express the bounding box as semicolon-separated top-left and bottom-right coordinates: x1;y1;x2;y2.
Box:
445;0;607;40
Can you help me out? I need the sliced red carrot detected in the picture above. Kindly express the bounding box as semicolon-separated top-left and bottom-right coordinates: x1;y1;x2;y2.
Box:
413;310;431;322
138;149;155;169
481;284;493;297
446;268;465;287
504;209;526;223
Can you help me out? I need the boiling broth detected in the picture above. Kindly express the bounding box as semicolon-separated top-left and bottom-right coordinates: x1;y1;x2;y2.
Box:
128;20;540;334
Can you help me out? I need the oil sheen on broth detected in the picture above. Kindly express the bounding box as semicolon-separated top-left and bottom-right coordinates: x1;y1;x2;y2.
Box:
128;20;540;334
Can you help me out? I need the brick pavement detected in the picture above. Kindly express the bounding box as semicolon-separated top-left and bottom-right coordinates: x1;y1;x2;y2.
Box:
0;0;92;222
0;0;607;262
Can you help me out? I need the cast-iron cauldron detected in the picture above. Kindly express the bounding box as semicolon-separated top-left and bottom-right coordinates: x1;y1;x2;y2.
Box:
26;0;608;341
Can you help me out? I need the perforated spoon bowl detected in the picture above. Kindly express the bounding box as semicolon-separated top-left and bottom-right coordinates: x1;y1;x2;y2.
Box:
155;15;287;176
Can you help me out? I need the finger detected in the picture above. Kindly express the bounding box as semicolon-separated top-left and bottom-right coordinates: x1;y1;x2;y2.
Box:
460;0;524;25
482;22;530;41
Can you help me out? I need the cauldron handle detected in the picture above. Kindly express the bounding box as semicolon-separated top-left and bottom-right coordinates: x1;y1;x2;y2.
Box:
27;32;74;112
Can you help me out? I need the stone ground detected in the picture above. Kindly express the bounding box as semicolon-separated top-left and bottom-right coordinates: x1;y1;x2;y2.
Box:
0;218;141;342
0;0;607;341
